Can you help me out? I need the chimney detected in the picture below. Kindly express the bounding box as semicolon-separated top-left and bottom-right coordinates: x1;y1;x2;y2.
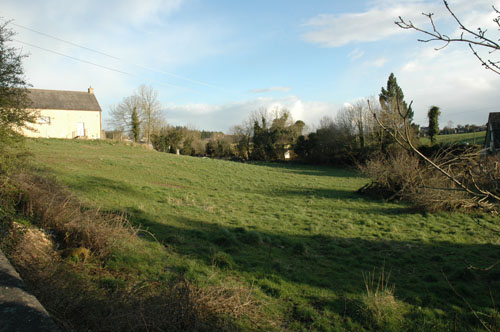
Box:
88;86;94;94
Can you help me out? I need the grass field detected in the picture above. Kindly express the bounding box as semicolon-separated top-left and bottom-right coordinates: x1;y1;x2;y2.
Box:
420;131;486;146
26;138;499;331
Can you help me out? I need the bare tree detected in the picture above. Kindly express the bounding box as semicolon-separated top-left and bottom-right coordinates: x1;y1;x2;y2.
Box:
396;0;500;75
109;85;163;143
137;84;163;144
337;100;374;149
109;95;140;136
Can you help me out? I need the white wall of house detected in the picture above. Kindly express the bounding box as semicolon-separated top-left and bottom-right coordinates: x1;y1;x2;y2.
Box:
23;109;102;139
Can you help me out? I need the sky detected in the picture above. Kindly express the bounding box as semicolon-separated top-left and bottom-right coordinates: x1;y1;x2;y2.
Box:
2;0;499;132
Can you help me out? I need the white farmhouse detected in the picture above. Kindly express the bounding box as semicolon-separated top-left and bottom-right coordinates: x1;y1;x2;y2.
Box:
23;87;103;139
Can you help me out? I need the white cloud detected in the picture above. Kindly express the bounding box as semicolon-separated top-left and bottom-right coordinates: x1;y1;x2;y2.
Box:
249;86;291;93
300;0;499;128
402;61;418;72
162;96;339;132
301;1;439;47
301;0;497;48
2;0;233;125
397;45;499;126
112;0;184;26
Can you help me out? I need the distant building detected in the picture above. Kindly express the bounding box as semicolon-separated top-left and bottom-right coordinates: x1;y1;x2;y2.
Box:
419;126;429;137
476;125;487;132
484;112;500;155
22;87;103;139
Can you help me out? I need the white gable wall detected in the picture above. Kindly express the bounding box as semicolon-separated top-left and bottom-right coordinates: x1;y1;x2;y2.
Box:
23;109;102;139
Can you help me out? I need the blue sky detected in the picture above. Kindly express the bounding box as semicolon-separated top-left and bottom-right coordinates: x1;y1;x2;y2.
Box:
3;0;499;131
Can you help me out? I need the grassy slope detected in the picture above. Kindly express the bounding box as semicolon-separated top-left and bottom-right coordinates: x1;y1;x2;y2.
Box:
420;131;486;146
28;139;499;331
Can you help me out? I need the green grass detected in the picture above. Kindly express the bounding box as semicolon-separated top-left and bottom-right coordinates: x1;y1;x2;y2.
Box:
27;138;500;331
420;131;486;146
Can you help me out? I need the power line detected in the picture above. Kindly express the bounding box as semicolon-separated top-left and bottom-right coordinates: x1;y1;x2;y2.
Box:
14;39;132;76
13;39;188;90
8;21;120;60
5;18;221;89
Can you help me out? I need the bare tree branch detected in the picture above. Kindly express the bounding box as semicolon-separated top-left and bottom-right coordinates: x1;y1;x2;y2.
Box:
396;0;500;75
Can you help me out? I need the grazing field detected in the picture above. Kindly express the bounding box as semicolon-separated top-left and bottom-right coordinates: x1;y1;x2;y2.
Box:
27;138;499;331
420;131;486;146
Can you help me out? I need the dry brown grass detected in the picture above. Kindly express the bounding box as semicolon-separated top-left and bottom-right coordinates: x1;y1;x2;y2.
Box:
11;172;136;257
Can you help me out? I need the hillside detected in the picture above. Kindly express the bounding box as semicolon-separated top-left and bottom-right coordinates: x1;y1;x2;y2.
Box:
26;138;500;331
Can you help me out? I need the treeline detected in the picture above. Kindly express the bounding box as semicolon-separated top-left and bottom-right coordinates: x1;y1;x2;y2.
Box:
294;101;379;165
109;75;423;166
211;73;417;165
150;126;226;156
231;109;304;161
152;108;307;161
107;89;409;165
439;123;487;135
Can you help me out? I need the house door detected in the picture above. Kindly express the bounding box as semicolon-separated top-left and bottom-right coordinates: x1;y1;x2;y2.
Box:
77;122;85;136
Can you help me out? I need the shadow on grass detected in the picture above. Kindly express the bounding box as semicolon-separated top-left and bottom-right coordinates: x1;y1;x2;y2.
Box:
249;161;360;178
64;175;137;196
122;206;500;326
268;187;366;200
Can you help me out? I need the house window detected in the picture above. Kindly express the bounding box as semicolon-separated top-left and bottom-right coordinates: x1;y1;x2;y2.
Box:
38;116;51;124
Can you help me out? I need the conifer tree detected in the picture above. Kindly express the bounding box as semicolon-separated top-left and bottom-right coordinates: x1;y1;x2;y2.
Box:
379;73;413;122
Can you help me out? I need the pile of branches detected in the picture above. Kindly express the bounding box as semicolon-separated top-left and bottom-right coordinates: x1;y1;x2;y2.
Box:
360;146;499;212
361;98;500;214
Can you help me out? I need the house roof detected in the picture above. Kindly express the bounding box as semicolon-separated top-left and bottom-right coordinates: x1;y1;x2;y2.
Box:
488;112;500;148
27;88;102;112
